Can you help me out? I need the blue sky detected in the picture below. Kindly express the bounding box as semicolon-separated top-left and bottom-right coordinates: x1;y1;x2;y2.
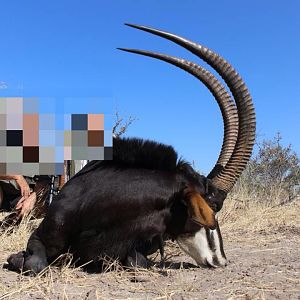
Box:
1;1;299;174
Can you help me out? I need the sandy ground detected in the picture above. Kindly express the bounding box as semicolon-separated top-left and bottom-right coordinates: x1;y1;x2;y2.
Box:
0;201;299;300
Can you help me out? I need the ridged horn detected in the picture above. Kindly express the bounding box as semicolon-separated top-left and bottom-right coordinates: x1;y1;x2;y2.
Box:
117;48;238;175
123;24;256;193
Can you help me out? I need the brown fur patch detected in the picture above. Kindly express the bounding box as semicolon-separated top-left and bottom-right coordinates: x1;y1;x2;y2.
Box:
185;190;216;230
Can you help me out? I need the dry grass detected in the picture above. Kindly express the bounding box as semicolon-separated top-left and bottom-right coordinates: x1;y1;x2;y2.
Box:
0;190;299;299
219;182;300;239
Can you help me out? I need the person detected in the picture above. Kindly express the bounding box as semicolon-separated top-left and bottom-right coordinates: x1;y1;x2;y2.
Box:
0;175;37;218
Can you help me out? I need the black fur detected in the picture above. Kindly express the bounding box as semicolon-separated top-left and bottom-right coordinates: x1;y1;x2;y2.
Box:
6;137;226;274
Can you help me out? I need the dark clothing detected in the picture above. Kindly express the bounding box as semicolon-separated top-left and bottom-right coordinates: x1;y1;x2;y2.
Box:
0;180;21;210
0;177;35;211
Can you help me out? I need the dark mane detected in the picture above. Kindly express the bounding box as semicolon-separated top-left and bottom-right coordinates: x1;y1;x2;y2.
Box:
176;159;206;185
113;138;205;183
112;137;178;171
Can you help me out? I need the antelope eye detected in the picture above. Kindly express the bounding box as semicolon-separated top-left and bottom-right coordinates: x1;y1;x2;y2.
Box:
206;192;215;200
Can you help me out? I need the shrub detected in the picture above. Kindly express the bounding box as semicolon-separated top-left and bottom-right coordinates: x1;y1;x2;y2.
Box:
232;133;300;206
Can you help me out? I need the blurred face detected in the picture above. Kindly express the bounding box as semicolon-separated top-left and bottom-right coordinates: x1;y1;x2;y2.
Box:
176;220;227;268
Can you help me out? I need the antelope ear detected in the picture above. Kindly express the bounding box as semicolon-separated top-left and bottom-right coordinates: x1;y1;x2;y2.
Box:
185;192;216;230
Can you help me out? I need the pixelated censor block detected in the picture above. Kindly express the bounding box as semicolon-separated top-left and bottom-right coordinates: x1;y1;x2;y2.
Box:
0;97;113;175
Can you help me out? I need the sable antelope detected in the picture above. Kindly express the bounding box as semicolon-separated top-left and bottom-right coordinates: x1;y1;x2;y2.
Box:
6;24;255;274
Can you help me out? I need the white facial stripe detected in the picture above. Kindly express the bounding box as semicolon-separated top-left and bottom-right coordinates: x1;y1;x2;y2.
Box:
177;228;215;266
210;227;227;266
176;221;227;268
195;228;216;266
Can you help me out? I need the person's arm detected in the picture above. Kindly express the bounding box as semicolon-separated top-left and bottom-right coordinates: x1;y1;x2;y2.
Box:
0;175;21;180
0;175;31;198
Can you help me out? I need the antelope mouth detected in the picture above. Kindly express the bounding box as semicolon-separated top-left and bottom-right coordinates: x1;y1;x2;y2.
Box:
176;224;227;269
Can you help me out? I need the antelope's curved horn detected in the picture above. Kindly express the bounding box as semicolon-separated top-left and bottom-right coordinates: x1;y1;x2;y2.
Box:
124;24;256;193
117;48;238;174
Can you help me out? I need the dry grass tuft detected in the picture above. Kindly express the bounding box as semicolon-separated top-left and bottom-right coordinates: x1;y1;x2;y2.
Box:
219;181;300;238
